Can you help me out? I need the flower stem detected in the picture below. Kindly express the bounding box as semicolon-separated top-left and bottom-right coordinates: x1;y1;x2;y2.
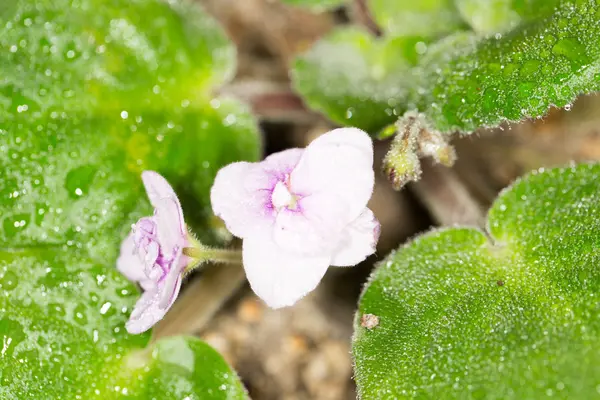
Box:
183;246;243;264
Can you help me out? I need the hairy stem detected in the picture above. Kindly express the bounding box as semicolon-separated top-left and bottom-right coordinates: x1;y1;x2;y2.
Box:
183;246;242;263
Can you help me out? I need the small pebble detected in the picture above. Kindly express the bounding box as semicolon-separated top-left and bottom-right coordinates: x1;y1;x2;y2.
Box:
360;314;380;329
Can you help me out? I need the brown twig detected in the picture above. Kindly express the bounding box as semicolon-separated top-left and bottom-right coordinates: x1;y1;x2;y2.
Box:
350;0;382;36
409;160;485;227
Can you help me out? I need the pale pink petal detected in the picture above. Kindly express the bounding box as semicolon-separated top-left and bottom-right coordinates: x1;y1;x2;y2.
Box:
142;241;159;272
273;207;340;255
154;197;186;255
159;251;183;309
125;275;182;334
331;208;380;267
242;234;331;309
290;128;374;234
117;233;154;290
261;148;304;179
141;171;177;207
211;162;274;238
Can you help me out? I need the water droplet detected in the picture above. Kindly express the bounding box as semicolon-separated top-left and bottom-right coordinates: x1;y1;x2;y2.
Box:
415;41;427;55
2;213;30;238
99;302;112;315
223;114;236;126
73;304;88;326
0;271;18;291
0;318;25;357
64;164;97;199
48;302;66;318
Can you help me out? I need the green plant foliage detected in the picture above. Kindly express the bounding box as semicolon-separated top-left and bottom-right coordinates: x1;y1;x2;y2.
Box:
370;0;465;37
455;0;520;33
293;1;600;138
292;27;422;133
354;163;600;399
279;0;346;11
407;0;600;134
0;0;258;398
455;0;562;34
116;337;247;399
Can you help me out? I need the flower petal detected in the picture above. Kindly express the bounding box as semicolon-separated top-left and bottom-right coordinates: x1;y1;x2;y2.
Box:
273;207;340;255
331;208;380;267
141;171;177;207
125;275;182;334
117;233;154;290
290;128;374;233
242;234;331;309
261;148;304;179
159;251;183;309
211;162;272;238
272;128;374;255
154;197;186;255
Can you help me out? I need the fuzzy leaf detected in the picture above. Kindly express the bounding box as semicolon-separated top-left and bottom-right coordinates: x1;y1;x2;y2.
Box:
0;0;258;398
354;163;600;398
293;1;600;139
405;0;600;134
292;27;419;133
455;0;562;34
370;0;465;37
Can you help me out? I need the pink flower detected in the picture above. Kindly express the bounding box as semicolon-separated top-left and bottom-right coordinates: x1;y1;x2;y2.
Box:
117;171;189;334
211;128;380;308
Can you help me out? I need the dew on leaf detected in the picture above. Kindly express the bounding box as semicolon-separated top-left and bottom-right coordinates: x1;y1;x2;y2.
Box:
2;213;30;238
64;164;97;199
0;270;19;291
72;304;88;326
99;302;112;315
48;303;66;319
0;318;25;357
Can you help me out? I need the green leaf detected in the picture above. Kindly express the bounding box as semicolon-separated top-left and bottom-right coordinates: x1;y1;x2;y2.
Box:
278;0;346;11
117;336;247;399
354;163;600;398
291;27;420;133
0;0;234;114
369;0;465;37
290;0;467;134
293;1;600;142
405;0;600;134
455;0;562;34
0;0;258;398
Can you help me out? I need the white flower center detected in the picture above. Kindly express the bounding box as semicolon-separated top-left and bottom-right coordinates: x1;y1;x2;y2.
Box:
271;181;297;210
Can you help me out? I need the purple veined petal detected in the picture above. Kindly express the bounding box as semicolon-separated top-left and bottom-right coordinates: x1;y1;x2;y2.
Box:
289;128;374;234
154;197;186;255
211;162;276;238
261;148;304;180
117;233;153;286
141;171;178;208
142;241;159;272
242;233;331;309
158;250;183;309
125;274;183;334
331;208;380;267
133;217;156;247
